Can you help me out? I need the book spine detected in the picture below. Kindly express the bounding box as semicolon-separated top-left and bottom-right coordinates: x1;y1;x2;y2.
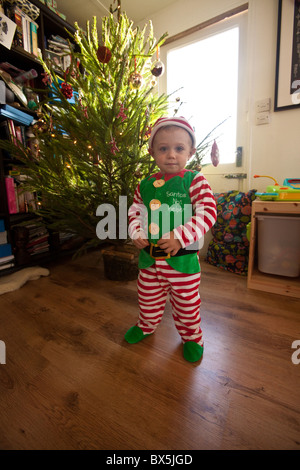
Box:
20;13;29;52
30;21;38;56
0;231;8;245
0;262;14;270
0;243;13;258
13;8;23;48
14;125;23;144
5;177;18;214
19;10;31;53
7;119;17;145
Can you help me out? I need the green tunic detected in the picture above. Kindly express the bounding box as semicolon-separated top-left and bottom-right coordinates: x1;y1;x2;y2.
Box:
138;171;200;274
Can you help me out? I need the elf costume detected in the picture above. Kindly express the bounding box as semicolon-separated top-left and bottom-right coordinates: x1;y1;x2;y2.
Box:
125;118;217;362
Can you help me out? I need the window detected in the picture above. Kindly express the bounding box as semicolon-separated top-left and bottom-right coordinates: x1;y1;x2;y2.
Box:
160;7;248;176
167;26;239;164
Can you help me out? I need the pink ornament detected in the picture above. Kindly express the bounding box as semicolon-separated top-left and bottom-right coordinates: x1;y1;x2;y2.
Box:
117;104;128;122
109;137;119;155
211;140;219;167
41;72;52;86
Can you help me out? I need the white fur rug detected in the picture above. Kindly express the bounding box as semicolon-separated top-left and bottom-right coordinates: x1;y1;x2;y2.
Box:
0;267;50;295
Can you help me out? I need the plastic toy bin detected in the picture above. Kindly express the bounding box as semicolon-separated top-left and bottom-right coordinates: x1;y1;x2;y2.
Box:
257;215;300;277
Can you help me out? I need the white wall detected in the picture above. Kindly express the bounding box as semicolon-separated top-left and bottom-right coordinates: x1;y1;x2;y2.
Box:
141;0;300;193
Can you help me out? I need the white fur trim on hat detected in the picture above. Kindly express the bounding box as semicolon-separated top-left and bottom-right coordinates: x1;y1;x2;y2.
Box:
148;116;196;148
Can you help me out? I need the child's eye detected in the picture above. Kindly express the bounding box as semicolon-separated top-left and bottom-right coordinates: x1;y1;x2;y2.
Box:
159;146;167;152
176;146;184;152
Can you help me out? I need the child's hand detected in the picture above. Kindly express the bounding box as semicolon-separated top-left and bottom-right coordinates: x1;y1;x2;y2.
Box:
157;231;181;256
132;231;149;249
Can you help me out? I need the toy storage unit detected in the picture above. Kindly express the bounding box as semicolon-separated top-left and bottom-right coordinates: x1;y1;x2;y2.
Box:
247;200;300;298
257;215;300;277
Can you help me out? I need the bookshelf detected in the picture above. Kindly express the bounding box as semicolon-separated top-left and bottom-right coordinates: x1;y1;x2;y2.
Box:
0;0;77;274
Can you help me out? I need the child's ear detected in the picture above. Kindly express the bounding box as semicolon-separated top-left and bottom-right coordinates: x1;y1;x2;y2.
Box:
190;147;196;157
148;147;154;156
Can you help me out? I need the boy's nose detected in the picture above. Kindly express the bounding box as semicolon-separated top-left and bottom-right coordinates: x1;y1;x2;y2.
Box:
167;148;176;159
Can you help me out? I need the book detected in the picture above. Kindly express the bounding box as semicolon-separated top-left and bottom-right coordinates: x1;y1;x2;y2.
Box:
11;217;50;256
5;176;18;214
0;243;12;258
0;120;10;141
14;125;23;144
0;231;7;245
0;12;17;50
17;186;26;212
0;261;14;270
48;38;69;48
19;9;33;53
19;10;29;52
7;118;17;145
30;21;38;56
0;254;14;265
10;6;23;48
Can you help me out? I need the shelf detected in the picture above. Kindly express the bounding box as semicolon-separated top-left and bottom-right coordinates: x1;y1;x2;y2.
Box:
0;0;78;276
247;200;300;298
248;267;300;298
0;245;78;277
30;0;76;34
0;104;34;125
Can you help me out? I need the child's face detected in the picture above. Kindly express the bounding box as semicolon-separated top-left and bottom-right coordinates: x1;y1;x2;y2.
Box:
149;126;196;175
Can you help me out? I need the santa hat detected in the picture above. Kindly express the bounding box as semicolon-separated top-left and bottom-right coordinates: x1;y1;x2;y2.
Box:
148;116;196;148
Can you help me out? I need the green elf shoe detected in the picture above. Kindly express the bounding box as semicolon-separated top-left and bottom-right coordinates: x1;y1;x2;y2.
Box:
124;326;151;344
183;341;204;362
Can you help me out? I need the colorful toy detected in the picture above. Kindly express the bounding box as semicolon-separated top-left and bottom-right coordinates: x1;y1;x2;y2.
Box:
254;175;300;201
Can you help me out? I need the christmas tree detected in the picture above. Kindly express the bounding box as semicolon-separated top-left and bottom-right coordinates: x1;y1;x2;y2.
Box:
3;11;169;251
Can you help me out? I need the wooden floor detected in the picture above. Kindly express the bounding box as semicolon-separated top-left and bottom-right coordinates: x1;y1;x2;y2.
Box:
0;250;299;450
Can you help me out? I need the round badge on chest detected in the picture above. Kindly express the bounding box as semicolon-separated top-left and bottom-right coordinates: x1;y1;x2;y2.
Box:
149;222;160;235
153;179;165;188
149;199;161;211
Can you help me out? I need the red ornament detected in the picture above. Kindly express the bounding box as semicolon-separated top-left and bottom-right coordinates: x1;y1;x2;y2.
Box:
61;82;73;99
211;140;220;167
97;46;112;64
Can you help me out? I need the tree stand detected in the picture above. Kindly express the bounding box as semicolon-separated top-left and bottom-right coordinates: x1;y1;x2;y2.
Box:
102;244;139;281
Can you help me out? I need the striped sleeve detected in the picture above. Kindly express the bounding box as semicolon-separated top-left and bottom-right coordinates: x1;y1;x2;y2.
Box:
173;173;217;248
128;183;148;240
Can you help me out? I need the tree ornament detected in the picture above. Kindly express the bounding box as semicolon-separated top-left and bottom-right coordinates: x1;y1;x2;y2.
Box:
151;46;165;77
151;60;165;77
109;136;119;155
41;72;52;86
61;82;73;99
129;56;143;89
117;103;128;122
97;45;112;64
129;72;143;89
33;117;48;133
211;140;220;167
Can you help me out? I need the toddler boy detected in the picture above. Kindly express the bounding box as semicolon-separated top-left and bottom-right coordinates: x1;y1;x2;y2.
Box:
125;117;217;362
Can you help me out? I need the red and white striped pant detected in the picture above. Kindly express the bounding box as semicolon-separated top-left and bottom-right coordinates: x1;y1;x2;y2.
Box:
136;260;203;345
